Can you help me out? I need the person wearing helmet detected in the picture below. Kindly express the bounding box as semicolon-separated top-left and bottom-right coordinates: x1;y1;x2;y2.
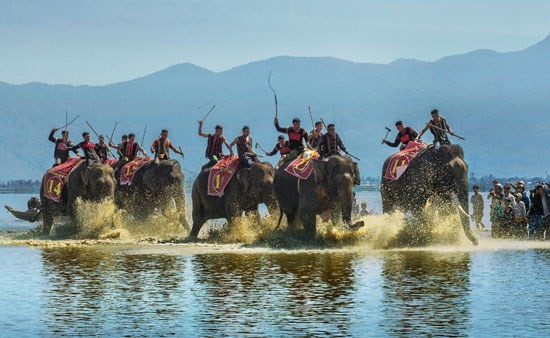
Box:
274;116;309;160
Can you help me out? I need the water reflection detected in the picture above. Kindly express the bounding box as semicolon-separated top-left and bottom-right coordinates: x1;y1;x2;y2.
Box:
41;248;189;336
381;252;472;336
190;253;357;337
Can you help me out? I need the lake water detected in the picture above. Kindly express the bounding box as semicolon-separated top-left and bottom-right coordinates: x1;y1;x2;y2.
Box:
1;192;549;337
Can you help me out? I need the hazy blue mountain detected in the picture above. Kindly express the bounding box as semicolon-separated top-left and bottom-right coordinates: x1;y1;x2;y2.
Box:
1;34;549;180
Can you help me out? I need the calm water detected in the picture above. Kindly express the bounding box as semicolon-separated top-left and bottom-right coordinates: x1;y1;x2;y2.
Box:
1;193;549;337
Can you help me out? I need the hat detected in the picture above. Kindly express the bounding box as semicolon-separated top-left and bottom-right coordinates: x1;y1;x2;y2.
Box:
495;183;503;190
535;183;543;189
514;193;522;199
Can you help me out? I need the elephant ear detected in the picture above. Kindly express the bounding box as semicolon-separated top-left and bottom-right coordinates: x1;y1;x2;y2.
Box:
80;165;89;190
351;161;361;186
313;160;327;185
237;168;251;193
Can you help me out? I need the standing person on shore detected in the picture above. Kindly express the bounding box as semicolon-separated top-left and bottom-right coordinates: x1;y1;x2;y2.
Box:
471;184;487;230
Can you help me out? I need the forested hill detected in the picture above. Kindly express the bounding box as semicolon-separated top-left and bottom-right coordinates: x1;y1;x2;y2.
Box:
1;34;549;179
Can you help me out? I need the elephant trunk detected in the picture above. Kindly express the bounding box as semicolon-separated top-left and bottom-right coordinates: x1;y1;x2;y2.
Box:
88;178;115;202
457;179;478;245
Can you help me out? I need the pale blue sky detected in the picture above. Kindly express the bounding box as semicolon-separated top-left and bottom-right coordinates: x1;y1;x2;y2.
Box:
0;0;548;85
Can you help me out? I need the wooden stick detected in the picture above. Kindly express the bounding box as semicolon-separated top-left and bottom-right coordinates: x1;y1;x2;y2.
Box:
201;105;216;122
109;121;118;143
268;71;278;118
382;126;391;144
141;124;147;146
427;122;465;140
308;106;314;129
55;115;80;130
85;120;116;158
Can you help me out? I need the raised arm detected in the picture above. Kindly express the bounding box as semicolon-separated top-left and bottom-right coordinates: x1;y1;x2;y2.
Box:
274;118;287;133
198;120;209;138
49;128;58;143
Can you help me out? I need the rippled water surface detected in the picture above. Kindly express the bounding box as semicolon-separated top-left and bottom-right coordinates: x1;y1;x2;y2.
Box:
1;193;549;337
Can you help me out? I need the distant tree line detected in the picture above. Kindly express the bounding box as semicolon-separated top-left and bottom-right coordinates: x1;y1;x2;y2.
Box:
468;173;550;191
0;179;41;192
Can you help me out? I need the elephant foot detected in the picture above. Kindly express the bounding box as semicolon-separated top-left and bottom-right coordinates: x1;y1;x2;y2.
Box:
183;235;200;243
347;221;365;231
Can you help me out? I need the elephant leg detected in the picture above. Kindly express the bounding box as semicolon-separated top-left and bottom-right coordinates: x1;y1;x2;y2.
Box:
283;212;300;235
173;192;189;229
42;209;54;236
188;217;206;240
301;211;317;240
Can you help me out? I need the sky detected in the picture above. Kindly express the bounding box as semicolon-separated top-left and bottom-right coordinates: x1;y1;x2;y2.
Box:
0;0;549;85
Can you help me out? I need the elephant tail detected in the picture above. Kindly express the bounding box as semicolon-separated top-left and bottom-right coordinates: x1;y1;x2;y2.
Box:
273;207;284;232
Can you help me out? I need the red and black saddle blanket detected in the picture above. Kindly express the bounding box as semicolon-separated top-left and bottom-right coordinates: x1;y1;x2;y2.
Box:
285;150;320;180
208;155;240;197
120;157;151;186
43;157;84;203
384;141;426;181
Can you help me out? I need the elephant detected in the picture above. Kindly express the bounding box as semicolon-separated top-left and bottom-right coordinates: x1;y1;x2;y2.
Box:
188;161;278;240
40;162;116;236
114;159;188;227
380;144;478;245
273;155;364;240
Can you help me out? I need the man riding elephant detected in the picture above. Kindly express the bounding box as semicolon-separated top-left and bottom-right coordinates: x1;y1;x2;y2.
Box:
273;155;364;240
114;159;188;226
40;162;116;237
380;144;478;246
188;161;278;240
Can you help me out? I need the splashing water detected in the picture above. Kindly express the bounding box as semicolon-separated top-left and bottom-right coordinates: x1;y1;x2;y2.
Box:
73;198;187;241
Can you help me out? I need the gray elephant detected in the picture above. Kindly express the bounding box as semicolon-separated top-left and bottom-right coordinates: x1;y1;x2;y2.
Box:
40;162;116;237
273;155;364;240
188;161;277;240
380;144;478;245
114;159;187;226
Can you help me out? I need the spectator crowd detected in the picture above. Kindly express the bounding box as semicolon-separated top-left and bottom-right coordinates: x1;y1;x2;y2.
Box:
470;180;550;239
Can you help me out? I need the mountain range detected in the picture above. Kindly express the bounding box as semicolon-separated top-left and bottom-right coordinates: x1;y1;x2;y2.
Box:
1;34;549;180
